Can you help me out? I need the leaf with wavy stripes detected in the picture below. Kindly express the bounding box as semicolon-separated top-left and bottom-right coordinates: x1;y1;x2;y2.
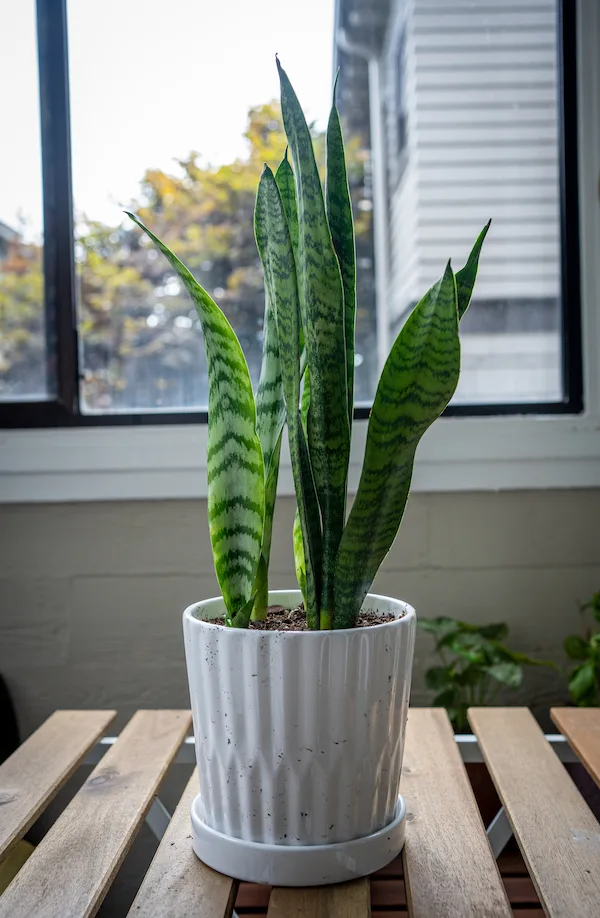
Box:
457;220;491;318
255;165;322;628
275;151;298;259
293;509;307;601
292;367;312;599
252;283;285;620
278;59;350;627
326;80;356;427
333;261;460;628
126;212;264;624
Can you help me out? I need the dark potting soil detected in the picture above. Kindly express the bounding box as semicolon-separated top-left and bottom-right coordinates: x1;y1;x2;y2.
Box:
209;604;403;631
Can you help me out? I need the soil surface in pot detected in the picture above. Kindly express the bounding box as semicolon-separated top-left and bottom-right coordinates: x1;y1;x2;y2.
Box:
211;604;404;630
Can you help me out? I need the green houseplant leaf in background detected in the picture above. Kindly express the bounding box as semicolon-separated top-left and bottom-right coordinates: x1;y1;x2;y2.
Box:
564;591;600;706
419;616;556;731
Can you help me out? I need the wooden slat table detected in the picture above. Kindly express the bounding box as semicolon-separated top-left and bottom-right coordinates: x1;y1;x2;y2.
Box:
1;707;599;917
550;707;600;787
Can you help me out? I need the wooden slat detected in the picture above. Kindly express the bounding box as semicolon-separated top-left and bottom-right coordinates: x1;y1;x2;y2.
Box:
400;708;511;918
128;770;237;917
0;710;191;918
551;707;600;787
469;707;600;918
267;879;370;917
0;710;115;864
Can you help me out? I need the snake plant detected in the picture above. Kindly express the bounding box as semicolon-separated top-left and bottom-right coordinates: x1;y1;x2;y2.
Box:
127;60;489;629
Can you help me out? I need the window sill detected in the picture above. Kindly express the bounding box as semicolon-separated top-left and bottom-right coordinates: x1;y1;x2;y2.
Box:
1;412;599;503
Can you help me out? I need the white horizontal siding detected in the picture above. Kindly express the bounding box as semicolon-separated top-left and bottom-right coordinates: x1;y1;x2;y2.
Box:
454;333;561;404
413;9;555;31
416;107;557;125
415;48;556;68
413;30;555;50
385;0;560;315
417;163;558;183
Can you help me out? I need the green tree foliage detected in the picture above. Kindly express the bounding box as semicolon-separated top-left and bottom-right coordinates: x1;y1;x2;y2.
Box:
0;102;374;408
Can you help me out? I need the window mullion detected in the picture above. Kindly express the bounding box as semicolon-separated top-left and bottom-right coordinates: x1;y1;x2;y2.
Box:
36;0;79;413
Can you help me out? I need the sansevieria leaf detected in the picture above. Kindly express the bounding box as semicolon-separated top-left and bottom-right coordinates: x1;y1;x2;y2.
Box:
275;151;299;260
252;285;286;620
254;165;322;628
326;78;356;427
456;220;491;319
126;212;265;624
278;59;350;627
334;262;460;627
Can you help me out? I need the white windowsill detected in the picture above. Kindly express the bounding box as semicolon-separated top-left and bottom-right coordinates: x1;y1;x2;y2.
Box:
0;0;598;505
0;412;600;502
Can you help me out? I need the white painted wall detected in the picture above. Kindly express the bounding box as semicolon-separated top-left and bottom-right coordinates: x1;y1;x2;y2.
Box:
1;491;598;738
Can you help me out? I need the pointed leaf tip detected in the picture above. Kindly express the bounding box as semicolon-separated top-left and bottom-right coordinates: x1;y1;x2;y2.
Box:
333;68;340;101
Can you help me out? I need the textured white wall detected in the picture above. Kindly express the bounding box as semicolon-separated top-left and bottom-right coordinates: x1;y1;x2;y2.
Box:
1;490;599;737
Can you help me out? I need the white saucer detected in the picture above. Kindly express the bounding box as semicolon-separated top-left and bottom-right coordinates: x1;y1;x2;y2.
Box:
190;793;406;887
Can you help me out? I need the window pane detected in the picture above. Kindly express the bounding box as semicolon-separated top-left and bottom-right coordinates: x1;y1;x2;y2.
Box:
68;0;378;412
338;0;562;405
0;0;47;400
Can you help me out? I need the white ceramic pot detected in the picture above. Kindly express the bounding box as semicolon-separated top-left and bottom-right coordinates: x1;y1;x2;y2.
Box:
183;589;416;885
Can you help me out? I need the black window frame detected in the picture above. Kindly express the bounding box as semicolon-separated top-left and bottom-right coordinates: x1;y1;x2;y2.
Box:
0;0;583;429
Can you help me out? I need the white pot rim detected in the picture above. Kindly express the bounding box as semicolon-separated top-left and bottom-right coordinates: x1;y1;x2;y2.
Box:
183;589;416;637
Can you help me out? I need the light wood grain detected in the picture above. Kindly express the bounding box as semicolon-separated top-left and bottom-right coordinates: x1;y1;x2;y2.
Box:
0;710;115;864
267;879;370;917
127;770;237;918
400;707;511;918
0;709;191;918
551;707;600;787
469;707;600;918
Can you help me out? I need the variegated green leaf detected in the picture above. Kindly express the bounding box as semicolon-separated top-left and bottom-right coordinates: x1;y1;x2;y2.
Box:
278;60;350;627
292;371;311;604
252;284;286;621
293;508;307;601
326;80;356;426
126;212;265;624
456;221;491;319
254;165;322;628
275;151;298;259
334;262;460;628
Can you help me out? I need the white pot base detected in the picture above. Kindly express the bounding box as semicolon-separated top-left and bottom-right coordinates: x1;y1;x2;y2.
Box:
190;792;406;886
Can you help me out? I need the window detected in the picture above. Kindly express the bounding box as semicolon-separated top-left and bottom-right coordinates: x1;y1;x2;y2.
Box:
338;0;582;413
0;0;47;401
0;0;583;427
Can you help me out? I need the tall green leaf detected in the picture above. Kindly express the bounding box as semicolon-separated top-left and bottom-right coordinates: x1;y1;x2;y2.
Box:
292;371;312;604
126;213;265;624
278;59;350;626
275;151;299;259
334;262;460;627
456;221;491;319
326;79;356;426
254;166;322;628
252;285;286;620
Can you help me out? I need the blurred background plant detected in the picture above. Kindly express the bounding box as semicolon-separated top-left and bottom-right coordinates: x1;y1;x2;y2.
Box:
419;617;555;731
564;591;600;707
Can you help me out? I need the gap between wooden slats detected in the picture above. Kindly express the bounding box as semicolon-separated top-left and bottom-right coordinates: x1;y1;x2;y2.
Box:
0;710;115;864
0;710;191;918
